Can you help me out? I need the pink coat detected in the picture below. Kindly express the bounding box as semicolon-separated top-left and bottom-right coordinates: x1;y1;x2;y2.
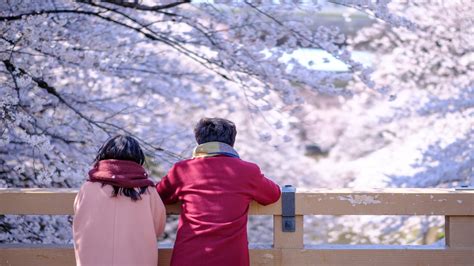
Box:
73;182;166;266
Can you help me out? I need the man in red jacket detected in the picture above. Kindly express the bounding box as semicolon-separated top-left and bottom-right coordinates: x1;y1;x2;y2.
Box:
157;117;281;266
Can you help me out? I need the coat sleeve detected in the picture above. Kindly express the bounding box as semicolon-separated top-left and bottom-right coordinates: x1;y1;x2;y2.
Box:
251;166;281;206
149;188;166;238
156;165;180;204
73;184;85;214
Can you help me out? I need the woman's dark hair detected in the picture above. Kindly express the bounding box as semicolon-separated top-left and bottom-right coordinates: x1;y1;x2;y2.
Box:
194;117;237;146
95;135;147;201
95;135;145;165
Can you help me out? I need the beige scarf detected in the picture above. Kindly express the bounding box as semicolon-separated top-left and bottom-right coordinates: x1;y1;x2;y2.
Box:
192;142;240;159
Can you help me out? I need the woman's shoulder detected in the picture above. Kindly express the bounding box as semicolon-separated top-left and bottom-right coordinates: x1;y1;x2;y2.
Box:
80;181;102;190
79;181;114;197
146;186;161;200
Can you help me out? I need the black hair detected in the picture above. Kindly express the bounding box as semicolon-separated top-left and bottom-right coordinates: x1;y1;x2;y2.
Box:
95;135;145;165
194;117;237;146
95;135;148;201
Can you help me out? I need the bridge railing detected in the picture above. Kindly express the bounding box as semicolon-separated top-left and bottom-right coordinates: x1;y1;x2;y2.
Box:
0;188;473;265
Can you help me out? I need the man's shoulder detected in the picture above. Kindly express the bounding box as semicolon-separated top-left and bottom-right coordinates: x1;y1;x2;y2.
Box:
234;158;260;170
173;158;194;167
175;157;261;171
169;159;195;172
226;158;262;175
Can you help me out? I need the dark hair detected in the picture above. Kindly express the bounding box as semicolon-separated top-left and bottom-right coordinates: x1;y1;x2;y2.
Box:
95;135;147;201
194;117;237;146
95;135;145;165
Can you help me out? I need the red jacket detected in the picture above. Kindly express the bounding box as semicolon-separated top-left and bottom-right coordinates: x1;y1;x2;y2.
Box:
156;156;281;266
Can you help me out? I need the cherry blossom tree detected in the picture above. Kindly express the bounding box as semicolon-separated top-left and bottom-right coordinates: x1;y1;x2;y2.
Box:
327;0;473;188
0;0;412;189
300;0;473;245
1;0;470;245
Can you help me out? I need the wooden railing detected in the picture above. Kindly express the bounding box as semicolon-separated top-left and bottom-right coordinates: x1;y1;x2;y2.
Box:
0;188;473;265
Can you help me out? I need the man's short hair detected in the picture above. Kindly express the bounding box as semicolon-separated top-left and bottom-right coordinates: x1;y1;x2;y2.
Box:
194;118;237;146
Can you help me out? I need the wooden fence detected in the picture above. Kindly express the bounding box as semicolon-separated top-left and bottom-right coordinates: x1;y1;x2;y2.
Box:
0;188;473;265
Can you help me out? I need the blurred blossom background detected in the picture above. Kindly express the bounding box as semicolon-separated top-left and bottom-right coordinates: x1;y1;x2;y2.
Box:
1;0;472;246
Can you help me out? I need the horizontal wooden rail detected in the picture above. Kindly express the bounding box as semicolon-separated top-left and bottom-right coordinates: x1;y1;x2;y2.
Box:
1;244;473;266
1;188;473;215
1;188;473;265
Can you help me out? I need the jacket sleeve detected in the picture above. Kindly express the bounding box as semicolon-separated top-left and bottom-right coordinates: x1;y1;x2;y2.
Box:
251;166;281;206
150;188;166;238
156;165;180;204
73;185;85;214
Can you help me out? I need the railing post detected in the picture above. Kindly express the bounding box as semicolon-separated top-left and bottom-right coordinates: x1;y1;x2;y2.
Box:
273;185;303;249
445;215;474;248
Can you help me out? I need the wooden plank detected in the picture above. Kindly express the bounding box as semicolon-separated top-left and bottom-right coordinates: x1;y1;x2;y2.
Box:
1;188;473;216
249;200;281;215
251;247;281;266
281;247;474;266
296;188;474;215
0;245;279;266
0;244;75;266
167;201;281;216
446;216;474;248
0;189;78;215
1;245;473;266
273;215;304;249
0;188;279;215
157;246;172;266
153;243;282;266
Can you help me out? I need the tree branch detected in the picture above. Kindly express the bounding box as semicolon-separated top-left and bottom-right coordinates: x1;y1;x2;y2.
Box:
98;0;191;11
3;59;183;159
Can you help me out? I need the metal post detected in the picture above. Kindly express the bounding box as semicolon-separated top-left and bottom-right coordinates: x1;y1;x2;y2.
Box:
282;185;296;232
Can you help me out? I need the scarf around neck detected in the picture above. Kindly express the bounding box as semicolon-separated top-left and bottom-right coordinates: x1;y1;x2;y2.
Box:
88;159;154;188
192;141;240;159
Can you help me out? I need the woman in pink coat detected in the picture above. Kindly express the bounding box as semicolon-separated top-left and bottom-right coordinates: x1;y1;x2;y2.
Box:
157;118;281;266
73;135;166;266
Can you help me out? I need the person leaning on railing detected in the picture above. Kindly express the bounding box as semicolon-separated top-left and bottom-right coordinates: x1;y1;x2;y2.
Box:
156;117;281;266
73;135;166;266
